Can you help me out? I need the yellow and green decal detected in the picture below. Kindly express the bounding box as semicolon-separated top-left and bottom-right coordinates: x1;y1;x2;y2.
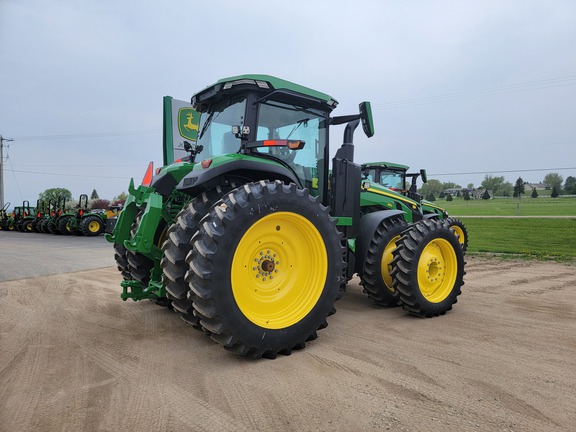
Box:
177;108;200;141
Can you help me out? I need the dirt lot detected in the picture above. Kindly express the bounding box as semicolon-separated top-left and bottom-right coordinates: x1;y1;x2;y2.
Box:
1;256;575;432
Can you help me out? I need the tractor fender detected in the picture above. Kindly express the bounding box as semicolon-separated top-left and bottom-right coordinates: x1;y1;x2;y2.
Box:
354;209;406;274
423;212;440;219
176;159;300;195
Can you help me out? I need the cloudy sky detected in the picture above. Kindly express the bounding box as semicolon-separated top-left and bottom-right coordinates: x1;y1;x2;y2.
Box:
1;0;575;205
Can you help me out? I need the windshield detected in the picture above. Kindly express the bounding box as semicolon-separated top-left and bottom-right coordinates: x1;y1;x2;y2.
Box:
256;100;327;198
380;171;405;190
195;97;246;159
366;168;406;190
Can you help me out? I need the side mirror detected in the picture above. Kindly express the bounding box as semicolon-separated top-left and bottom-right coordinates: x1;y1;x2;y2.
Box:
420;169;428;183
359;101;374;138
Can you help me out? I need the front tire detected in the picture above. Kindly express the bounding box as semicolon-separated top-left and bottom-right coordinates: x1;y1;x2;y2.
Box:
188;180;344;358
391;219;465;317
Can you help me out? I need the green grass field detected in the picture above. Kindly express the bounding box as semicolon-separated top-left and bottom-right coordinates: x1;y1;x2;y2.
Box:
434;196;576;259
441;196;576;216
458;217;576;259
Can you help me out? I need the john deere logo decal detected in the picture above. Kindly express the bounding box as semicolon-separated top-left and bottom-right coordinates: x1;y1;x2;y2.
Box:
178;108;200;141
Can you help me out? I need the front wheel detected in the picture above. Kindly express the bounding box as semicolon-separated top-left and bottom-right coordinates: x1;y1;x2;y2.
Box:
390;219;465;317
188;180;344;358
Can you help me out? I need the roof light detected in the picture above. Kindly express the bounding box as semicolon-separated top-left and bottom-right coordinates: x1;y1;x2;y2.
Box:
201;159;212;169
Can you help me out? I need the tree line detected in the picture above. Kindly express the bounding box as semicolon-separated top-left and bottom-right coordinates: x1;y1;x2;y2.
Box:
420;172;576;201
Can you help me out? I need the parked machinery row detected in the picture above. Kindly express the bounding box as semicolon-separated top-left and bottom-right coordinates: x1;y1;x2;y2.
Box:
0;195;107;236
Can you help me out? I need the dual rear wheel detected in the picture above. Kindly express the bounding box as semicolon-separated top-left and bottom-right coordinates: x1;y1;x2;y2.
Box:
361;217;466;317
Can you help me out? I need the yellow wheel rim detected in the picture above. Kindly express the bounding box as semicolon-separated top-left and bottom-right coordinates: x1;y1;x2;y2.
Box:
231;211;327;329
88;220;101;233
380;234;401;292
449;224;465;247
417;238;457;303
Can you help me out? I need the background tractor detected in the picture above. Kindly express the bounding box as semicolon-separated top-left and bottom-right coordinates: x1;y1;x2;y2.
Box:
107;75;467;359
66;194;107;236
361;161;468;251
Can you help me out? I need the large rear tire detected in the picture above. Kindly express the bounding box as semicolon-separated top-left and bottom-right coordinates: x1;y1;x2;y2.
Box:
188;180;344;358
114;244;133;281
58;216;72;235
81;215;104;236
360;216;408;306
21;220;34;233
161;185;235;329
391;219;465;317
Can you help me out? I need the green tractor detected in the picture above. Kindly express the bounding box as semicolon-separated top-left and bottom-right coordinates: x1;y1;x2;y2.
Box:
17;201;37;232
360;161;468;248
44;197;67;234
7;201;35;232
107;74;466;359
0;202;12;231
66;194;107;236
31;200;49;232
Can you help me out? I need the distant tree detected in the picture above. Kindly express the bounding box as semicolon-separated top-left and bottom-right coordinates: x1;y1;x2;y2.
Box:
564;176;576;194
551;185;559;198
543;173;563;191
481;175;506;196
531;188;538;198
91;199;110;210
420;179;444;196
38;187;73;204
463;190;471;201
513;177;525;198
500;182;513;197
91;189;99;199
441;181;460;190
482;189;491;200
467;183;474;189
114;191;128;202
439;191;446;199
446;193;453;202
456;191;461;198
426;193;436;202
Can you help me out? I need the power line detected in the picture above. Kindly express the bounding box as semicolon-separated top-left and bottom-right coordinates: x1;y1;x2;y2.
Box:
335;75;576;115
5;168;132;180
430;167;576;177
13;129;160;141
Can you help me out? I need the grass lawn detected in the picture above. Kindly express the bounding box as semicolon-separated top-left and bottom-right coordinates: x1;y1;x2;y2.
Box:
459;217;576;259
441;196;576;216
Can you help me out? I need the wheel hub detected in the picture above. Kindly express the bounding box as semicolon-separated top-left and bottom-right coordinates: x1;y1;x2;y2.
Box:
252;250;280;282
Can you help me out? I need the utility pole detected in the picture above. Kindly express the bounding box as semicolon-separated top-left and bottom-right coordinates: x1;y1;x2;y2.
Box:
0;135;15;209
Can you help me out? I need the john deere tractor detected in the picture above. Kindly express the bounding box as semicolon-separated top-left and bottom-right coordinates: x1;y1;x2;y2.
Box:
66;194;106;236
360;161;468;247
107;74;466;359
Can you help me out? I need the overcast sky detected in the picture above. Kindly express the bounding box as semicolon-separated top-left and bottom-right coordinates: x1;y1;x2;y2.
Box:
1;0;575;205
